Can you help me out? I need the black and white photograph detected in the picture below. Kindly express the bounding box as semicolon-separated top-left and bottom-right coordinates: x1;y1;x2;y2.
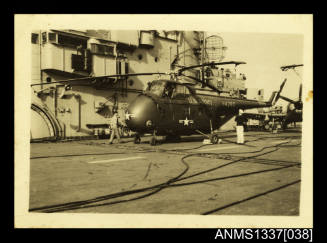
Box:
14;14;313;228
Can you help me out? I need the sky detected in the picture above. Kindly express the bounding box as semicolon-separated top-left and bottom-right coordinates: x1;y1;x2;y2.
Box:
214;32;304;109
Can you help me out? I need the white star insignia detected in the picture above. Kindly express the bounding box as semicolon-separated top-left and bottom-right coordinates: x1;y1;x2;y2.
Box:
125;113;136;120
179;117;194;126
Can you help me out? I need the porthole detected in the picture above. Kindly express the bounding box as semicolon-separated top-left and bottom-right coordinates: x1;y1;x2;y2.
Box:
46;77;52;83
154;57;159;62
128;80;134;86
138;54;143;60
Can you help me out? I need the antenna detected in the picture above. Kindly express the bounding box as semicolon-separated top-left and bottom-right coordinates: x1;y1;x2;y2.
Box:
204;35;227;63
200;32;205;87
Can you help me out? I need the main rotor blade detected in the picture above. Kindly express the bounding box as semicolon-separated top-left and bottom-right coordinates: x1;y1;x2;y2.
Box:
280;64;303;71
180;74;223;93
279;78;287;93
279;95;296;104
177;61;246;74
30;72;167;87
274;78;287;103
299;83;302;101
177;74;198;85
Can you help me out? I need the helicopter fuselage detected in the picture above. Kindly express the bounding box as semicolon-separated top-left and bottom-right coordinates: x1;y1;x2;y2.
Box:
125;80;276;137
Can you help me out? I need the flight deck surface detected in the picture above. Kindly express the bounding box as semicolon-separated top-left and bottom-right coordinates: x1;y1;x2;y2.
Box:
29;129;302;215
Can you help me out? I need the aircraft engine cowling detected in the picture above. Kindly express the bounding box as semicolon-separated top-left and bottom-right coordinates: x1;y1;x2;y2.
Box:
125;94;159;133
288;103;295;111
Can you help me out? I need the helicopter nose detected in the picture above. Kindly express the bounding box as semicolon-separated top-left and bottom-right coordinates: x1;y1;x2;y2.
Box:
125;95;158;132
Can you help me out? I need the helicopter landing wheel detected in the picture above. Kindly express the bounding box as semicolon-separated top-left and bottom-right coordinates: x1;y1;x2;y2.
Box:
134;134;141;144
150;137;156;146
210;134;219;144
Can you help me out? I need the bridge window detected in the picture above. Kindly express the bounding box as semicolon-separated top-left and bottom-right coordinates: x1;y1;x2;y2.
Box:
42;32;47;44
48;32;57;43
31;33;39;44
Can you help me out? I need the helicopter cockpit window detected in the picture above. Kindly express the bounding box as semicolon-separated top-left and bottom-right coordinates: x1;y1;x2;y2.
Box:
162;82;176;98
172;84;190;99
148;81;166;97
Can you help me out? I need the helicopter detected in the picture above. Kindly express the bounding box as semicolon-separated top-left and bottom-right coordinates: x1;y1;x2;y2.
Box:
241;64;303;131
30;61;287;145
124;61;287;145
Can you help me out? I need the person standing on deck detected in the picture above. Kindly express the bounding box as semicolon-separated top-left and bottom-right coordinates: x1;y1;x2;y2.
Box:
235;109;248;144
108;108;121;144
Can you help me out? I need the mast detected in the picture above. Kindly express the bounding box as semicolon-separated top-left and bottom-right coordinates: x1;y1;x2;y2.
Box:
200;32;206;87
